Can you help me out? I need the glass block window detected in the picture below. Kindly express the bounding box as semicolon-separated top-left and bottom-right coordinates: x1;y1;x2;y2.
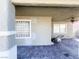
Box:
16;19;31;39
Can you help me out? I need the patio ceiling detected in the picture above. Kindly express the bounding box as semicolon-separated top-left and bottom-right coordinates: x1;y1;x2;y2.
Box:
12;0;79;7
16;6;79;21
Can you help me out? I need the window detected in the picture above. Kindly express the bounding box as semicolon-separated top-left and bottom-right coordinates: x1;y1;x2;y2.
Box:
53;23;67;34
16;19;31;39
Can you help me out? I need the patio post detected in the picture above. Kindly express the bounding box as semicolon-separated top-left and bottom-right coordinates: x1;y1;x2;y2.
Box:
0;0;16;59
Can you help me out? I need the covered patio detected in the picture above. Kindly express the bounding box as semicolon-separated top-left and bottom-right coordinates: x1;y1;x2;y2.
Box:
15;6;79;59
0;0;79;59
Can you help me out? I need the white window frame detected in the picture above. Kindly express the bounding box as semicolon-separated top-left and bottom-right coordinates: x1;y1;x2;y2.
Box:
16;19;32;39
53;22;67;34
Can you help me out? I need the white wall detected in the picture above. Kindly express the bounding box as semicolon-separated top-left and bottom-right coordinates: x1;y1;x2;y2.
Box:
0;0;8;31
0;0;16;59
16;16;52;46
0;0;16;51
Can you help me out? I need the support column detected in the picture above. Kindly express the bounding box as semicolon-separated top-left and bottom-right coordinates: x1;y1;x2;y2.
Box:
0;0;16;59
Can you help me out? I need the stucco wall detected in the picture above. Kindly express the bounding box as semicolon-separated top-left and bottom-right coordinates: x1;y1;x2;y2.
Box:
0;0;16;59
0;0;15;51
16;16;52;45
0;0;9;31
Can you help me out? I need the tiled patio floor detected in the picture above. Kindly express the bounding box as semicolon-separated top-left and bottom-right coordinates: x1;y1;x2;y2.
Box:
17;39;79;59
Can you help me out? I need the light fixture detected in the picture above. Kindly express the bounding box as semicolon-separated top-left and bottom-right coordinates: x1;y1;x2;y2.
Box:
70;17;75;23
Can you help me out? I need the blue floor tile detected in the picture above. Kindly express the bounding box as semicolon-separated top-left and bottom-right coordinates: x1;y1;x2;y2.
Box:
17;39;79;59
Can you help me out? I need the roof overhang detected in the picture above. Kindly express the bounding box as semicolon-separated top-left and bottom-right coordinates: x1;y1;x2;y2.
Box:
12;0;79;7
